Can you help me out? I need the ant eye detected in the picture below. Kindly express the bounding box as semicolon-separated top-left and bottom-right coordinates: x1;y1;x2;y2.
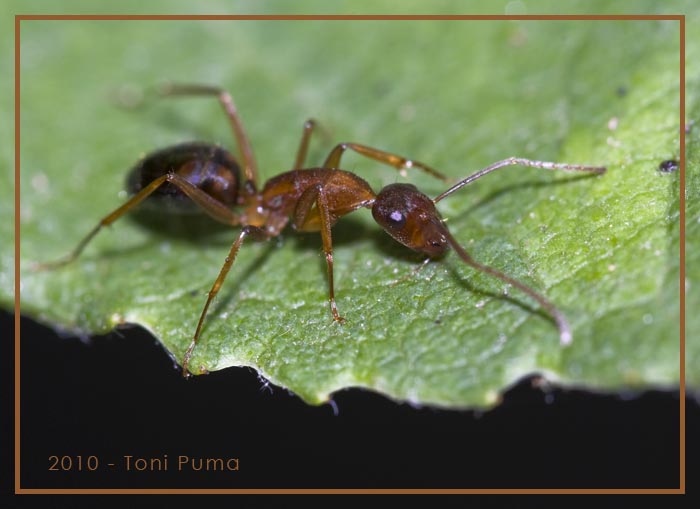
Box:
388;210;406;228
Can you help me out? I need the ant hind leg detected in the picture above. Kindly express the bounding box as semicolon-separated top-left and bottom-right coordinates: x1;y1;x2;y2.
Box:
157;83;259;187
182;225;269;377
34;173;242;271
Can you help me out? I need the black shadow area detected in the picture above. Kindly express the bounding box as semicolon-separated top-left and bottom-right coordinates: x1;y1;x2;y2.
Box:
4;310;693;491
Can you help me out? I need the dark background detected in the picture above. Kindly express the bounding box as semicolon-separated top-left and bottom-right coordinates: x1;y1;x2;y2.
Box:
2;308;695;492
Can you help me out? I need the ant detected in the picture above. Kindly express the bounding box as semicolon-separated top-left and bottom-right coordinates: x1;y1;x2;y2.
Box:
38;83;606;377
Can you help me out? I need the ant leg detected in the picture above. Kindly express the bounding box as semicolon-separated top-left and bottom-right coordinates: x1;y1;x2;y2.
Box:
35;173;241;270
433;157;606;203
389;257;432;287
158;83;259;187
323;142;451;182
293;184;345;323
182;225;268;377
292;119;317;169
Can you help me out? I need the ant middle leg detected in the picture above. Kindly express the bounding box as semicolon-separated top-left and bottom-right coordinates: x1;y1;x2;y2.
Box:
158;83;259;186
323;142;451;182
292;184;345;323
182;224;269;376
35;173;242;270
292;119;317;170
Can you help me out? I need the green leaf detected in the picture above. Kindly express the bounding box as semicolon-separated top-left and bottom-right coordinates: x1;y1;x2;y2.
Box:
8;16;690;407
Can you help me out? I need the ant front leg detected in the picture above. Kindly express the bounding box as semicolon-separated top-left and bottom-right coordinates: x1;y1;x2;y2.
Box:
293;184;345;323
158;83;259;187
35;173;242;270
323;142;451;182
182;225;269;377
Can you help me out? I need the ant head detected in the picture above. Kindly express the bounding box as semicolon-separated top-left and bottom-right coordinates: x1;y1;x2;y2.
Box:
372;183;449;258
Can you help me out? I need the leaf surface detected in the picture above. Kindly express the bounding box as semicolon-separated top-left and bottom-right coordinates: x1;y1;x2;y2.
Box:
7;16;691;407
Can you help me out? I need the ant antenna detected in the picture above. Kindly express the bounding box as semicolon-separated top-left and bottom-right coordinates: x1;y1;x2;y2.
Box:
433;157;606;344
442;229;572;344
433;157;606;204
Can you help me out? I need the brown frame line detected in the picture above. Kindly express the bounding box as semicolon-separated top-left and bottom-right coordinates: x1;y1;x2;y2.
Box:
14;14;683;21
14;13;686;495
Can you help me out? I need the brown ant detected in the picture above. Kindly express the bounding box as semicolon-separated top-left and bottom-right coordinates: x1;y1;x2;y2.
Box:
37;83;606;377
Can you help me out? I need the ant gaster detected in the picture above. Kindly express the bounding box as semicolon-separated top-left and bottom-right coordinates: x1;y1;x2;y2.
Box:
38;83;606;377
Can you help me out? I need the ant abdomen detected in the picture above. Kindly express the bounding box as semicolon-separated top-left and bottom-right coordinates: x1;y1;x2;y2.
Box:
126;142;242;212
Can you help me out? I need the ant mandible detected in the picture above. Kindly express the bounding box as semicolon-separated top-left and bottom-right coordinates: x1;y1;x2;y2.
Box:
38;83;606;377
